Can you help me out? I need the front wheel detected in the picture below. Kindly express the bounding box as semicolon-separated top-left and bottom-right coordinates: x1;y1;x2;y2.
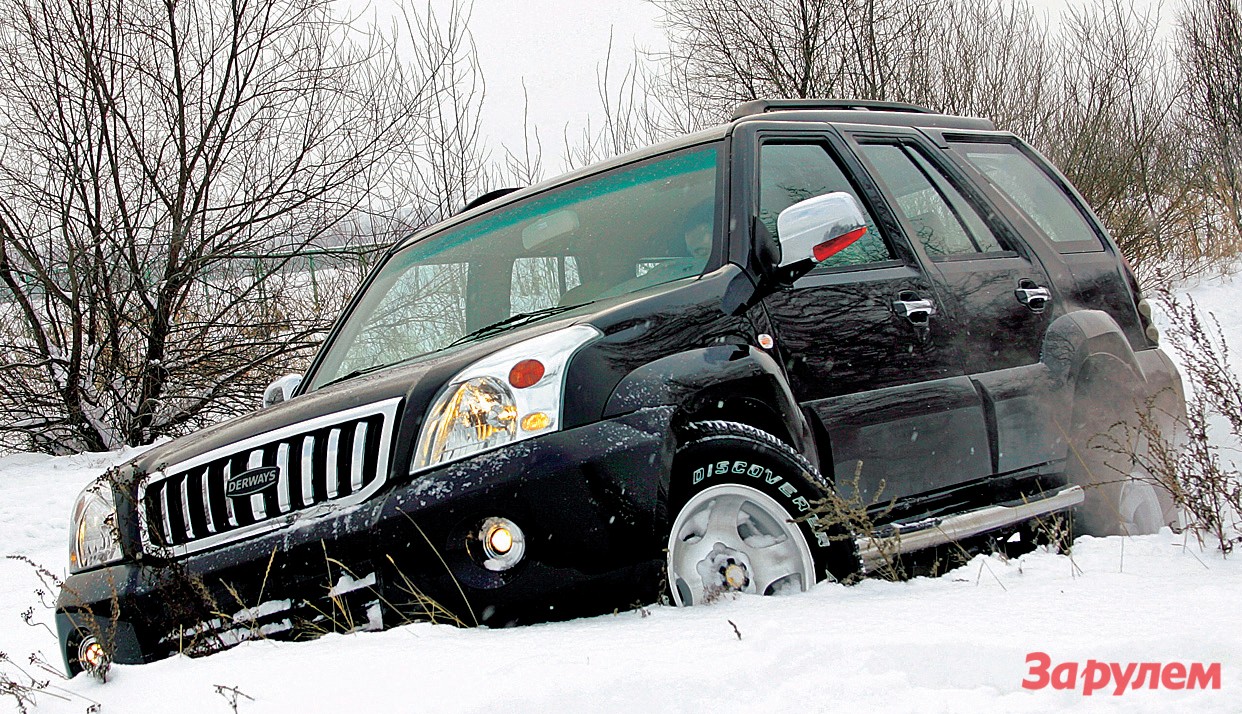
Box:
668;483;816;604
666;421;854;606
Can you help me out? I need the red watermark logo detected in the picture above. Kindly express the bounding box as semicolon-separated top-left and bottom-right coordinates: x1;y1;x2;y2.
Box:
1023;653;1221;696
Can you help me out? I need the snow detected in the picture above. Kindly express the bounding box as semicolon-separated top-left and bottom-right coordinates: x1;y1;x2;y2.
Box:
327;572;377;598
2;275;1240;712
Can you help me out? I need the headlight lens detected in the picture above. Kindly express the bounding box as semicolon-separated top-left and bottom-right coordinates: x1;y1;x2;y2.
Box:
69;482;122;573
418;376;519;466
412;324;601;472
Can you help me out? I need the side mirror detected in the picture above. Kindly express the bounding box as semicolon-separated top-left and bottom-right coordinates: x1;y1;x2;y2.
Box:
262;374;302;409
729;192;870;315
775;192;868;271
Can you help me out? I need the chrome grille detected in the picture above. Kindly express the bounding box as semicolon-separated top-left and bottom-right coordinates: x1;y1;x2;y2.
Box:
139;398;401;556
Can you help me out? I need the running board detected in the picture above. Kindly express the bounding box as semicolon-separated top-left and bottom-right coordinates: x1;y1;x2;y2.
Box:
856;485;1084;572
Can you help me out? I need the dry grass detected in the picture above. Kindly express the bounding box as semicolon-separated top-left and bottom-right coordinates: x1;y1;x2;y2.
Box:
1135;295;1242;554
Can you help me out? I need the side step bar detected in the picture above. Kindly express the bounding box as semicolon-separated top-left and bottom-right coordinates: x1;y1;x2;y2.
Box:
856;485;1084;572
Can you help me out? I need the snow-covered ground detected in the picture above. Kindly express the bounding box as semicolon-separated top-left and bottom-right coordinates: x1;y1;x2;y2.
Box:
2;274;1240;713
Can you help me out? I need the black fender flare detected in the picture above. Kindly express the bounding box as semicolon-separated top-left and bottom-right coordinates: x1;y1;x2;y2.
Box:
1043;308;1184;425
601;343;820;472
1041;309;1159;406
1041;311;1184;532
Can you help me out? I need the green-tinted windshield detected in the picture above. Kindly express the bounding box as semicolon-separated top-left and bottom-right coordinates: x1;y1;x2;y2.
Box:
308;145;719;390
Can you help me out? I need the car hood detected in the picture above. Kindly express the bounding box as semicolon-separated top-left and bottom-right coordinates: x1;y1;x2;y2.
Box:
124;314;584;480
120;273;710;484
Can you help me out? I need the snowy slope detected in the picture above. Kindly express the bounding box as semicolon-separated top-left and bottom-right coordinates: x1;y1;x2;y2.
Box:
1;277;1239;713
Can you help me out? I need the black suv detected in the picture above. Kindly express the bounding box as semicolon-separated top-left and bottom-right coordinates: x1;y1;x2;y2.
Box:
56;99;1184;673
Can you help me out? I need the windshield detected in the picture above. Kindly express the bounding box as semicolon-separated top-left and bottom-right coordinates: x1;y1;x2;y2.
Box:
307;144;720;391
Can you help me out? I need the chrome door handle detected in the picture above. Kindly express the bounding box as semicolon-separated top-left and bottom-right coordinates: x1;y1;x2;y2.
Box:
893;297;936;325
1015;285;1052;313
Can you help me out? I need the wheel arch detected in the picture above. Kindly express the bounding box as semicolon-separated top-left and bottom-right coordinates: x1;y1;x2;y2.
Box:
1043;309;1146;400
601;344;821;472
1044;310;1181;534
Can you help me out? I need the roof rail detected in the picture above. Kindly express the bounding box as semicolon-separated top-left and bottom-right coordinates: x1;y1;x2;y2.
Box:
731;99;936;120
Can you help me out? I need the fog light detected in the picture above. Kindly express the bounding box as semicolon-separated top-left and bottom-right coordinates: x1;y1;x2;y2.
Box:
479;517;525;571
484;520;516;557
78;635;108;674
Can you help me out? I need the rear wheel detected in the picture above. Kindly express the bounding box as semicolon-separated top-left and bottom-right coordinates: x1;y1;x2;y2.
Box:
666;421;855;605
1068;366;1175;536
1115;478;1166;534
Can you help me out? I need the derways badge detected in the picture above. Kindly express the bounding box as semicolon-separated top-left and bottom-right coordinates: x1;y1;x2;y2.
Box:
226;466;280;498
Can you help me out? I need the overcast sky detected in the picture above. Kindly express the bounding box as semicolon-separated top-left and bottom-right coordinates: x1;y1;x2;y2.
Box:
395;0;1172;174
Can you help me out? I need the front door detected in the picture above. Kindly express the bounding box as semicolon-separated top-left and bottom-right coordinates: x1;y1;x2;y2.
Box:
741;125;991;505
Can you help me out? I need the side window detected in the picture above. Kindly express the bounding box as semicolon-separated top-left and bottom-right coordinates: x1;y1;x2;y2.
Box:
759;142;894;270
858;142;1006;259
951;140;1104;252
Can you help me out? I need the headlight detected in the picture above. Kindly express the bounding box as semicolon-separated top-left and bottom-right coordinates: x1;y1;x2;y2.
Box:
412;324;601;472
69;482;122;573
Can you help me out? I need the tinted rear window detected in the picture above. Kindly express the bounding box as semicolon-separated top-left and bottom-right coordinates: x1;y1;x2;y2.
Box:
953;141;1103;253
859;142;1006;259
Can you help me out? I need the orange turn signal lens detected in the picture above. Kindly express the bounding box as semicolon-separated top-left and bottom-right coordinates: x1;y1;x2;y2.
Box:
508;359;545;388
813;226;867;262
520;412;552;432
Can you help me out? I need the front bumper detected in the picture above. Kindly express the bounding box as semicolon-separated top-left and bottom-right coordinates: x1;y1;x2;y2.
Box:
55;407;676;673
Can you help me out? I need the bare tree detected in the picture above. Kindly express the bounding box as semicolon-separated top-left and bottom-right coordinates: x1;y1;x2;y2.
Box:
397;3;492;226
562;35;681;169
592;0;1060;159
1040;0;1196;285
0;0;470;452
1179;0;1242;260
501;83;545;187
595;0;1222;286
913;0;1057;138
650;0;996;120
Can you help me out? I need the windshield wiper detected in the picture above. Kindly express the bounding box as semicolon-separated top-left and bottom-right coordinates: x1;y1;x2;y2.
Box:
446;305;579;349
315;361;400;390
319;305;579;390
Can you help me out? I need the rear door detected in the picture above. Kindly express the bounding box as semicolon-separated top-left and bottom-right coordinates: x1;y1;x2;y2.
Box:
737;123;992;504
843;128;1063;474
943;135;1147;348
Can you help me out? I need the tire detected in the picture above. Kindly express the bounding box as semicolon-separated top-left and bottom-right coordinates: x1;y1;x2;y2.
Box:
666;421;855;606
1067;371;1175;537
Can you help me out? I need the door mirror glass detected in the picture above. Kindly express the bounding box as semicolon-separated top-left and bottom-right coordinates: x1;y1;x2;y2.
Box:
776;192;869;268
262;374;303;408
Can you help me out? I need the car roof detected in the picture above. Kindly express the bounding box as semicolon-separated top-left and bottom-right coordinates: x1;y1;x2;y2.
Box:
393;100;996;251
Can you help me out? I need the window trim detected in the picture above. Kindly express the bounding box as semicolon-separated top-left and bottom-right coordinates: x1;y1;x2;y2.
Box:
851;137;1018;263
792;262;919;288
944;135;1107;255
